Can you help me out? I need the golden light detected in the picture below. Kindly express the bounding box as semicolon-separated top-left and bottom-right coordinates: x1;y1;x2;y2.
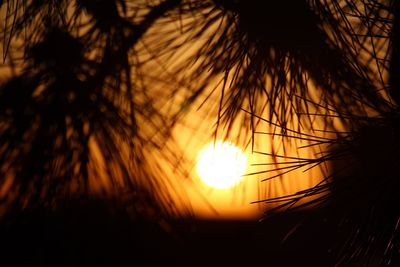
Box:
196;141;247;189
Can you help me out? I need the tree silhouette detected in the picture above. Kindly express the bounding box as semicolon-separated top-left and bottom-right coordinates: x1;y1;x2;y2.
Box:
0;0;399;265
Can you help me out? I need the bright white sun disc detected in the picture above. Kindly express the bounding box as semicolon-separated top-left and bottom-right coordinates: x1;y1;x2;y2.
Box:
196;141;247;189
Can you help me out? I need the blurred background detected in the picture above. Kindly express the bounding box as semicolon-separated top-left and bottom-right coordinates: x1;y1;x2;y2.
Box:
0;0;398;266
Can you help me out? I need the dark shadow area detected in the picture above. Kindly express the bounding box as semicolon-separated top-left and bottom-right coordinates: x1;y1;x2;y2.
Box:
0;200;342;267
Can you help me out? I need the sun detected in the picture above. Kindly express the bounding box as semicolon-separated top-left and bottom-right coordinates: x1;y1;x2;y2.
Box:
196;141;248;189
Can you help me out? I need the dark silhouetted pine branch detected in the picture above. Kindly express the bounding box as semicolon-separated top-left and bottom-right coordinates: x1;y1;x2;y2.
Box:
1;0;400;265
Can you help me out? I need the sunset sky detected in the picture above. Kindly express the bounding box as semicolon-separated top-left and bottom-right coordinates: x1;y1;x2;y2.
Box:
0;1;397;266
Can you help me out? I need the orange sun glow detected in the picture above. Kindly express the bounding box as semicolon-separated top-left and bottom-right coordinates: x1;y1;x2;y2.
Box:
196;141;247;189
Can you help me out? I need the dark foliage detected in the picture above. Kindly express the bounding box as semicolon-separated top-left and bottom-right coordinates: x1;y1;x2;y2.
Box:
1;0;399;265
